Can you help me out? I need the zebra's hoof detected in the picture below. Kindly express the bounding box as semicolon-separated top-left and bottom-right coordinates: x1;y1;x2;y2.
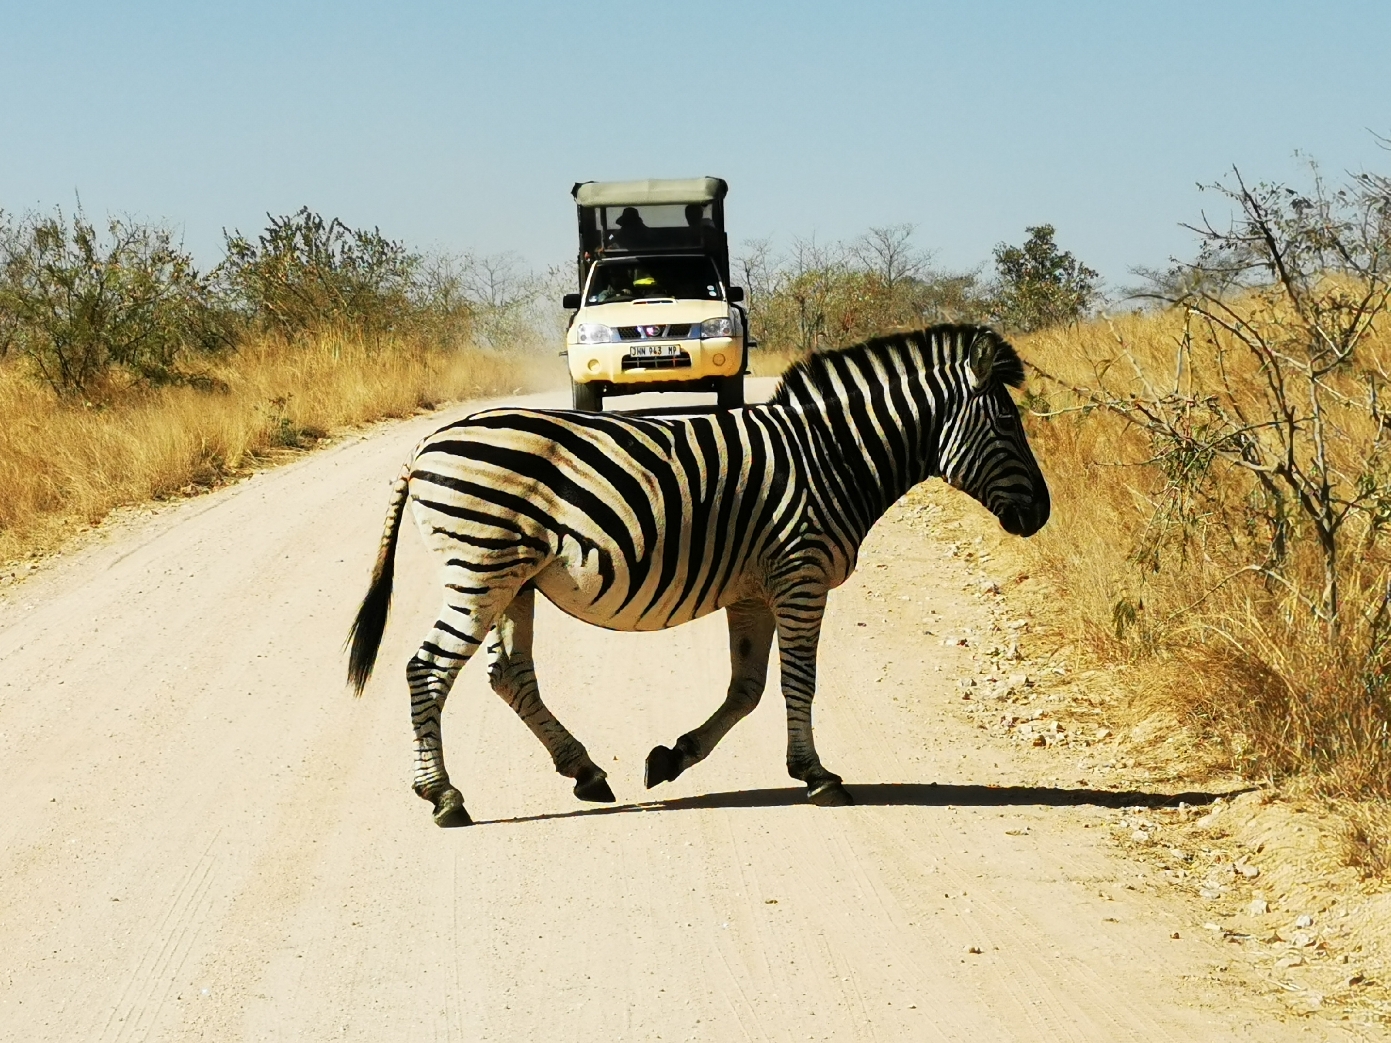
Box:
807;780;854;807
431;787;472;827
573;768;616;803
644;744;681;788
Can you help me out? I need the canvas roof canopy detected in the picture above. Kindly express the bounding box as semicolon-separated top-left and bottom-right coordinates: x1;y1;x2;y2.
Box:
572;177;727;208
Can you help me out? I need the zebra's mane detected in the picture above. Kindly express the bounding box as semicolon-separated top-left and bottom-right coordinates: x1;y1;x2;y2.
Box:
767;324;1026;407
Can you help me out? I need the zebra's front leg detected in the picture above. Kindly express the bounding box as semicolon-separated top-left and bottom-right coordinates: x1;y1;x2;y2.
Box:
774;594;854;807
486;586;613;803
645;599;775;788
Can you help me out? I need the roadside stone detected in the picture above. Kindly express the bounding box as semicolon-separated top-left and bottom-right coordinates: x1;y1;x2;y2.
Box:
1248;899;1269;916
1194;808;1223;830
1294;914;1314;928
1275;954;1305;968
1236;863;1260;879
1291;931;1316;948
1200;887;1224;900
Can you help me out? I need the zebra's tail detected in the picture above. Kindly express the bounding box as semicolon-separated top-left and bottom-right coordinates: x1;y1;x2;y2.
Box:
347;467;411;696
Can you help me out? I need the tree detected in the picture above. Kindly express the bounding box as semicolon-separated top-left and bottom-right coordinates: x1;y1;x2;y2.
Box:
1042;164;1391;641
219;208;420;340
992;224;1100;332
849;223;930;290
0;207;230;395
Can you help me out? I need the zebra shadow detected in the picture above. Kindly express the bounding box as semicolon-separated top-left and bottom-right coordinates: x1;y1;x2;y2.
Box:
469;782;1250;827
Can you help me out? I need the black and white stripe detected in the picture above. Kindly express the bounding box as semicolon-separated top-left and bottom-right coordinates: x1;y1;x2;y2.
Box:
348;324;1049;826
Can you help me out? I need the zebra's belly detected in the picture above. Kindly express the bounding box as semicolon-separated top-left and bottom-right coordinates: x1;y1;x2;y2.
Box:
531;557;741;633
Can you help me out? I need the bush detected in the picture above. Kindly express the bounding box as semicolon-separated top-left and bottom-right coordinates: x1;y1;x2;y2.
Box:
219;207;423;340
737;225;991;359
1023;162;1391;797
0;207;231;395
991;224;1100;332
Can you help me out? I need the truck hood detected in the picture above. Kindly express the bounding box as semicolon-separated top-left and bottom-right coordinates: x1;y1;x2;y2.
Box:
574;299;729;329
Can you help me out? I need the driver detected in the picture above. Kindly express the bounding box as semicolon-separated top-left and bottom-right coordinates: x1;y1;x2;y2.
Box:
593;264;635;303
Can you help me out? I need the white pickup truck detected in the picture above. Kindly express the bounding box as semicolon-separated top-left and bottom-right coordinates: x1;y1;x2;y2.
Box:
562;177;748;411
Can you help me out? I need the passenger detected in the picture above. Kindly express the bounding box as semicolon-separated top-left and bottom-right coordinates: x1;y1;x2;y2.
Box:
614;207;649;248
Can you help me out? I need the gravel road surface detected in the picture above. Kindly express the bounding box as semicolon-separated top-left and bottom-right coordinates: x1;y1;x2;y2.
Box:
0;383;1357;1041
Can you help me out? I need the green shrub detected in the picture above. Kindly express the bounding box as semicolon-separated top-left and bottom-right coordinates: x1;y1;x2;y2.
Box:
0;207;231;395
991;224;1100;332
219;207;422;340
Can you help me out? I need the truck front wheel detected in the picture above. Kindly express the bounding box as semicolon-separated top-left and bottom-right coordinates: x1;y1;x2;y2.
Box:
571;379;603;412
716;375;744;409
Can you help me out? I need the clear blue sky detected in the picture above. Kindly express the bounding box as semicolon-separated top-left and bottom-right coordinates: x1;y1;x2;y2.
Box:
3;1;1388;288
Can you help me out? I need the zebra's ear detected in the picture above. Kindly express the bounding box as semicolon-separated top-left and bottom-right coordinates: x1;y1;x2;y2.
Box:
967;329;998;390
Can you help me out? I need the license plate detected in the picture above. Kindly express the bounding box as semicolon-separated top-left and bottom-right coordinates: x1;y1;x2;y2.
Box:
628;344;681;359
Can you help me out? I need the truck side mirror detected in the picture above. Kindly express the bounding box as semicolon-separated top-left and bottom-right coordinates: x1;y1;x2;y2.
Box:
727;286;745;303
562;293;581;310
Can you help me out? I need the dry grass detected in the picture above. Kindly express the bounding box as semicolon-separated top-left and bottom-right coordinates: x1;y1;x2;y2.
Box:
0;331;549;564
1343;802;1391;880
1013;310;1391;814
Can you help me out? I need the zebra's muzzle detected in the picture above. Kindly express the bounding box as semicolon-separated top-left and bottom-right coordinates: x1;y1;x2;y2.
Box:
998;499;1049;537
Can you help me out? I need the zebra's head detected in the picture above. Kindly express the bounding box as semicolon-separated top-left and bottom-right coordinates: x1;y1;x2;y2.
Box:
938;328;1050;537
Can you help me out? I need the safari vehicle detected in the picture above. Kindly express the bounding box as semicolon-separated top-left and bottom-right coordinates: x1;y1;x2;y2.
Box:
561;177;749;411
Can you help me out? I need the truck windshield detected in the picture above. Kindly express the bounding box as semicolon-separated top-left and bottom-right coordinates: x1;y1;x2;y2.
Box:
586;257;723;304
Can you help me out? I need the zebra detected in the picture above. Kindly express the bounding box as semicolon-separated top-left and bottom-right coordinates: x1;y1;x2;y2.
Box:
347;324;1049;827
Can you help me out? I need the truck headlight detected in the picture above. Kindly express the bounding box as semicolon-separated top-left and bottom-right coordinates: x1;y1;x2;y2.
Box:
700;317;734;339
575;322;617;345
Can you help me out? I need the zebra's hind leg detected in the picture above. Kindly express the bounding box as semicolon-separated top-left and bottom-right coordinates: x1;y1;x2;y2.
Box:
407;585;518;827
486;586;613;803
774;593;854;808
645;600;775;788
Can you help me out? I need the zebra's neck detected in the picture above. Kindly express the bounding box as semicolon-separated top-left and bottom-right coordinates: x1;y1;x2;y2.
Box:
770;335;948;547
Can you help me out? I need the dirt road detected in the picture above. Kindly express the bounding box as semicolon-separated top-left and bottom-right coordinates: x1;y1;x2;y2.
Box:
0;384;1363;1041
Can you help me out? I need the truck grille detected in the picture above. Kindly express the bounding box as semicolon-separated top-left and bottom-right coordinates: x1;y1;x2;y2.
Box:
621;351;692;371
617;324;693;340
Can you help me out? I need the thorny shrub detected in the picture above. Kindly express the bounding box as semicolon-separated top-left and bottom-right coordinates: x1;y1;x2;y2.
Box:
1023;163;1391;800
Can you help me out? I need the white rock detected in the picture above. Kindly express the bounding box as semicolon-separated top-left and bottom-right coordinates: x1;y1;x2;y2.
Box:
1237;864;1260;880
1294;914;1314;928
1291;931;1315;947
1275;954;1305;968
1131;830;1152;844
1248;899;1269;916
1194;809;1223;829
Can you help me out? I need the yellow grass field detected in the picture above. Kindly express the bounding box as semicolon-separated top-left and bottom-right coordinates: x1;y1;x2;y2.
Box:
0;333;543;565
1014;309;1391;858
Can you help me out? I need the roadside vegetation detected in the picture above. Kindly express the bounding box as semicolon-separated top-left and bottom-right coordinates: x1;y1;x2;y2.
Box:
1016;163;1391;862
739;221;1098;370
741;163;1391;865
0;205;553;563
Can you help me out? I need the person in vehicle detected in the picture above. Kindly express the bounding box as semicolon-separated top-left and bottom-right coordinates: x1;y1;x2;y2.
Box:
614;207;650;248
590;263;635;303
